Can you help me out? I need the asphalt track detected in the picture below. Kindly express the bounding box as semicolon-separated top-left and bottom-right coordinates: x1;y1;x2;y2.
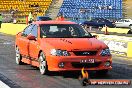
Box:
0;33;132;88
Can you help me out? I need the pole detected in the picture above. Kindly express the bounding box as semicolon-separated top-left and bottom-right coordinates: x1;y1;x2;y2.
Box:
26;16;28;25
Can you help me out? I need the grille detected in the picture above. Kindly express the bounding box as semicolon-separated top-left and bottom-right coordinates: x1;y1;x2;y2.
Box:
71;62;101;68
73;51;97;56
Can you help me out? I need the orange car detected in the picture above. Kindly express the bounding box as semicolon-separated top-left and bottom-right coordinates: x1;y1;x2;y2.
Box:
15;21;112;75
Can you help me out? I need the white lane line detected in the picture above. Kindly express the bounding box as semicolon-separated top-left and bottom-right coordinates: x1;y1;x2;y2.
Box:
0;80;10;88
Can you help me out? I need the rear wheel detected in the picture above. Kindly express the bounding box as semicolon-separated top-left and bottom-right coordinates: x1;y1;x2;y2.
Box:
96;69;108;75
15;47;23;65
39;52;48;75
129;24;132;29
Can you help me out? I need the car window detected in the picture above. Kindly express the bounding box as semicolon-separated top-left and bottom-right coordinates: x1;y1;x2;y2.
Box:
30;24;38;38
40;24;92;38
125;20;130;22
118;20;124;22
22;24;34;37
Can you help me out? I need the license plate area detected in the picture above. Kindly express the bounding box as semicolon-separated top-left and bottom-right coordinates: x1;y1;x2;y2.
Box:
80;59;95;63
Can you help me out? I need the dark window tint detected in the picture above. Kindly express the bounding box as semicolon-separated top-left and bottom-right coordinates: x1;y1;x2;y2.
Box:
40;24;92;38
125;20;130;22
30;24;38;37
118;20;124;22
37;16;52;21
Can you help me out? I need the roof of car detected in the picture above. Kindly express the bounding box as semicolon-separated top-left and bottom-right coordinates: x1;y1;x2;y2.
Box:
32;20;77;25
118;19;132;21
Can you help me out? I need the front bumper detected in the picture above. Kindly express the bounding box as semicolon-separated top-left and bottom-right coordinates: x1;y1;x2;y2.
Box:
47;55;112;71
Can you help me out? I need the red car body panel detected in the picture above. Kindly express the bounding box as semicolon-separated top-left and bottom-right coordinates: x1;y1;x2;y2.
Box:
15;21;112;71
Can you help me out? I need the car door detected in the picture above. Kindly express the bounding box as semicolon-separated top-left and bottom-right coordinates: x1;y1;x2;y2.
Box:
18;24;34;56
120;20;125;27
115;20;124;27
124;20;131;27
29;24;40;60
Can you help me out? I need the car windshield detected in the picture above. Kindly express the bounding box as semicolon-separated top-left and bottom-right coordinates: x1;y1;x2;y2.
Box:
40;24;92;38
37;17;52;21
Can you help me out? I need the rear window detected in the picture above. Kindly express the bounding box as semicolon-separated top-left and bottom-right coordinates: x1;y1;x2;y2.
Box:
37;17;52;21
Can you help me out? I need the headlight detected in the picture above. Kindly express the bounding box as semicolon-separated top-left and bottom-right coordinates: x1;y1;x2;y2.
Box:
100;48;111;56
50;49;70;56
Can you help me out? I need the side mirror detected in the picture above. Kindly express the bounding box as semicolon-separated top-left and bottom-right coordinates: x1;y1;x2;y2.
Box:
92;35;99;39
27;34;36;40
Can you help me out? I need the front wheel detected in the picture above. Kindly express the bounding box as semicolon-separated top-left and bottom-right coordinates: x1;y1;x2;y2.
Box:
15;47;23;65
39;52;48;75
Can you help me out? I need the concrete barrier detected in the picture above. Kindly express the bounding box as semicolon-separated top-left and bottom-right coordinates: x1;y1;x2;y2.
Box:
0;23;27;35
127;42;132;57
101;27;129;34
98;35;132;57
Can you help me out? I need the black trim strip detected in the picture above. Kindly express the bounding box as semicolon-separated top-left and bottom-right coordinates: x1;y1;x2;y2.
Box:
0;73;22;88
21;55;38;62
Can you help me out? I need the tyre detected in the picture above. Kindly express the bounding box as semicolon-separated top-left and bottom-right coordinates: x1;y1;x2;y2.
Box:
129;24;132;29
38;52;48;75
96;69;108;75
15;47;23;65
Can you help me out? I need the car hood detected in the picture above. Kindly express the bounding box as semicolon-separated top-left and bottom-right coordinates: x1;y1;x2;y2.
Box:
41;38;108;51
